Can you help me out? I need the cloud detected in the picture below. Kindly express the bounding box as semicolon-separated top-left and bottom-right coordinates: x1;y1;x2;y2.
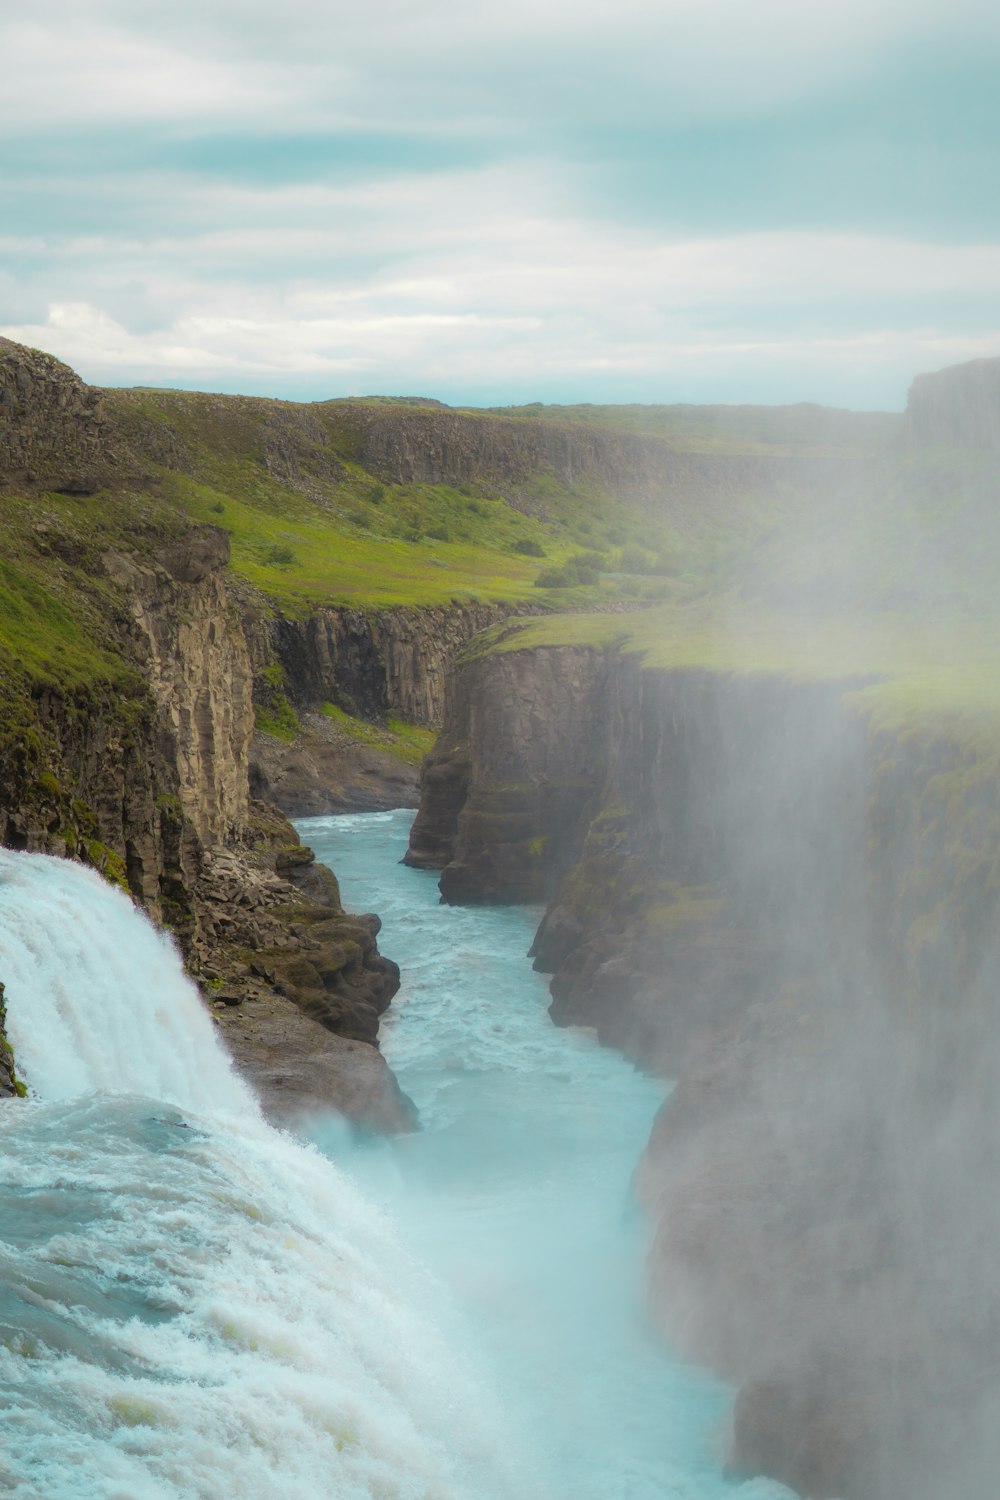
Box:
5;220;999;406
3;0;1000;405
4;0;1000;136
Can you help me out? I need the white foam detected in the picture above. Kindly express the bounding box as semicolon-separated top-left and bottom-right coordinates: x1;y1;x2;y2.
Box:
0;851;250;1113
0;850;537;1499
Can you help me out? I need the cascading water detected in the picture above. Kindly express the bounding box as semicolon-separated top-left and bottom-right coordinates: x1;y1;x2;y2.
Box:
0;852;533;1500
1;854;252;1112
0;837;791;1500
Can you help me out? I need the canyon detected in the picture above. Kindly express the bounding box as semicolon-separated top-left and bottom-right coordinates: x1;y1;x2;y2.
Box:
2;333;1000;1497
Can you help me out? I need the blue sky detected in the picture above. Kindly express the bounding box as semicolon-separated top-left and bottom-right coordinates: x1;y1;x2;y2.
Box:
3;0;1000;409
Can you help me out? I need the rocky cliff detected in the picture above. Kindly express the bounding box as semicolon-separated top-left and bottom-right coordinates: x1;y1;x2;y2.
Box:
0;339;421;1130
0;538;411;1127
405;636;608;900
0;336;125;491
907;356;1000;451
411;635;1000;1500
340;399;877;522
246;599;526;814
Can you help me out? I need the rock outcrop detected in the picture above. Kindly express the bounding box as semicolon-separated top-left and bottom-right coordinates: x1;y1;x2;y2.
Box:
907;356;1000;450
0;983;22;1098
0;336;125;491
405;640;607;901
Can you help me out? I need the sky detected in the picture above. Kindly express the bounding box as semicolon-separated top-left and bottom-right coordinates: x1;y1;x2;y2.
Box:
2;0;1000;410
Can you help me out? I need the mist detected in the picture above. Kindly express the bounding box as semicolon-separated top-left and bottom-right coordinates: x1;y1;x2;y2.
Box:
619;366;1000;1498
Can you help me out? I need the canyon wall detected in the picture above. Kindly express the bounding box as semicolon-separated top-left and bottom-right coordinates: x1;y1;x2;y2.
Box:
907;355;1000;451
0;340;430;1129
0;517;413;1126
340;400;879;522
0;336;125;490
405;638;608;900
246;599;521;729
411;637;1000;1500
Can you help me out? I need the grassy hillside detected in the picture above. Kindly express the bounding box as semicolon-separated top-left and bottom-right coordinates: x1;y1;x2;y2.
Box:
2;338;997;752
484;399;898;455
462;422;1000;738
0;486;155;736
98;383;891;615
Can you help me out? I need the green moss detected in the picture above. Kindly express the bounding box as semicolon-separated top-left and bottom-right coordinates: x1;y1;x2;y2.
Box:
319;703;435;766
85;840;130;893
385;717;434;763
256;695;300;742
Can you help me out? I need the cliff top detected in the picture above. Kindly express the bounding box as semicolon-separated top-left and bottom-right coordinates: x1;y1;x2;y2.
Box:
906;356;1000;451
0;335;898;625
1;334;999;736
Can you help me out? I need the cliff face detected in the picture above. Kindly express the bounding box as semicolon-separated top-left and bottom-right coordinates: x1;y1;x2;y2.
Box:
342;400;864;521
907;356;1000;450
0;525;254;927
106;528;253;848
248;600;519;730
244;600;532;818
0;337;124;490
0;518;411;1125
411;639;1000;1500
405;640;608;901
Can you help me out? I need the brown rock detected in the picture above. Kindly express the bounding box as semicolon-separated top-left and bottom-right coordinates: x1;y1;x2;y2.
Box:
213;987;417;1134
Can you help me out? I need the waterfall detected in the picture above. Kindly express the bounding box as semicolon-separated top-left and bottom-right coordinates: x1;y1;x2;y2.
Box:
0;851;251;1112
0;851;532;1500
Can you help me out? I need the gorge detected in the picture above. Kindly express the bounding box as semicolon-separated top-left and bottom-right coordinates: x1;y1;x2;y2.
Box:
2;334;1000;1497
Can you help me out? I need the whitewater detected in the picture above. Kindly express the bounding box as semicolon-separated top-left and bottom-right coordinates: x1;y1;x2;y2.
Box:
0;819;791;1500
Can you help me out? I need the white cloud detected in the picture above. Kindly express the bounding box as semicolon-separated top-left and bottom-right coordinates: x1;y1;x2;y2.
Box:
3;1;999;405
2;0;998;134
5;222;999;404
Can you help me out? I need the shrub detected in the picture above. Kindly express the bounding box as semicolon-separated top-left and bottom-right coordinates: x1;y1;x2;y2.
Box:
620;544;656;574
264;544;298;567
35;769;62;798
255;695;300;743
534;552;605;588
575;550;611;572
513;538;545;557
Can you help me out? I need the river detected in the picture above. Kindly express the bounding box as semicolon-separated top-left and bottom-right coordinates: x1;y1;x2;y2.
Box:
0;817;789;1500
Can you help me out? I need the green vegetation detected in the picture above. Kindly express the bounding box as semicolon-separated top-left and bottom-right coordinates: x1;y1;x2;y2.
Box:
103;385;809;614
484;398;898;455
255;699;300;741
319;704;435;765
2;364;998;817
84;840;130;893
